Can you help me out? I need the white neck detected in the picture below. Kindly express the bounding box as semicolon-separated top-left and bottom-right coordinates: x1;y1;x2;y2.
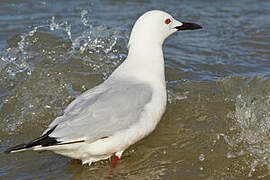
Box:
110;43;165;85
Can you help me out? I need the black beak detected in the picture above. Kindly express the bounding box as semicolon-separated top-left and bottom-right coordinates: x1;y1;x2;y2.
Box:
175;22;202;31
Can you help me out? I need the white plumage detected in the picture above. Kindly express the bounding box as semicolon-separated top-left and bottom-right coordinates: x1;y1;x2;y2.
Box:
5;10;202;166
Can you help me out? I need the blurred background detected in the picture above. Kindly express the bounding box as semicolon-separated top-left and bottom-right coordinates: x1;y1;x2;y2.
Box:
0;0;270;179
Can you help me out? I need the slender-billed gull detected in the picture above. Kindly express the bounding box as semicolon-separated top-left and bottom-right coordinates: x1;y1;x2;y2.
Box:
5;10;202;166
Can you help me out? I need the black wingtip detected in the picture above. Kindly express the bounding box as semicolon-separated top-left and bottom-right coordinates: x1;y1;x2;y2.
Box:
4;125;59;154
4;143;27;154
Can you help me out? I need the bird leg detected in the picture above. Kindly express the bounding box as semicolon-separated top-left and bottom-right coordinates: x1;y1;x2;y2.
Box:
110;155;119;170
109;151;123;172
107;152;122;178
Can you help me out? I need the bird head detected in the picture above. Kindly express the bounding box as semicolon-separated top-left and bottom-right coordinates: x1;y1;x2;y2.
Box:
128;10;202;48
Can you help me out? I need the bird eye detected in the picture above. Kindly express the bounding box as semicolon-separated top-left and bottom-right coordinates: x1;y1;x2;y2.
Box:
165;18;171;24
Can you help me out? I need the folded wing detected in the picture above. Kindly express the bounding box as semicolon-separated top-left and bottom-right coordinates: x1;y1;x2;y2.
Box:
45;81;153;144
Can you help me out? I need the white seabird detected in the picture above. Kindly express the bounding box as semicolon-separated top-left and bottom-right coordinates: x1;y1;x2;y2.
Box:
5;10;202;166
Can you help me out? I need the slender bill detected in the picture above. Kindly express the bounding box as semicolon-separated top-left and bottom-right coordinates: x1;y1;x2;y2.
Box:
175;22;202;31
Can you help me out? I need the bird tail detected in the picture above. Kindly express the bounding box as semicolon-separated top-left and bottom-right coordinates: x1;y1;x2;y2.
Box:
4;126;59;154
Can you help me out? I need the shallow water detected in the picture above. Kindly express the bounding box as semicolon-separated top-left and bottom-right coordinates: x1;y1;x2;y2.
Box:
1;0;270;179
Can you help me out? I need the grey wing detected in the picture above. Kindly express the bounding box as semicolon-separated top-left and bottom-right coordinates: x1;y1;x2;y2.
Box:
45;82;153;143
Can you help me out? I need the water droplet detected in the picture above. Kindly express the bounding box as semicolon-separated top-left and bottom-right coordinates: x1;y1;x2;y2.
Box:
199;154;205;161
45;105;51;109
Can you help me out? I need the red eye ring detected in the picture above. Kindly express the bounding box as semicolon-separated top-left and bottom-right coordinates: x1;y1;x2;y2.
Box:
165;18;171;24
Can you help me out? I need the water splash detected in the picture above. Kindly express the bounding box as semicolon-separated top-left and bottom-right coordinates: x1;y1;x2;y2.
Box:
0;9;128;77
225;77;270;177
49;16;60;31
0;9;128;134
0;25;40;79
81;9;92;28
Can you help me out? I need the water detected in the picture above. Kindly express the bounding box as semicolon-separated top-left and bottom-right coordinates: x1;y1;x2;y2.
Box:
0;0;270;179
